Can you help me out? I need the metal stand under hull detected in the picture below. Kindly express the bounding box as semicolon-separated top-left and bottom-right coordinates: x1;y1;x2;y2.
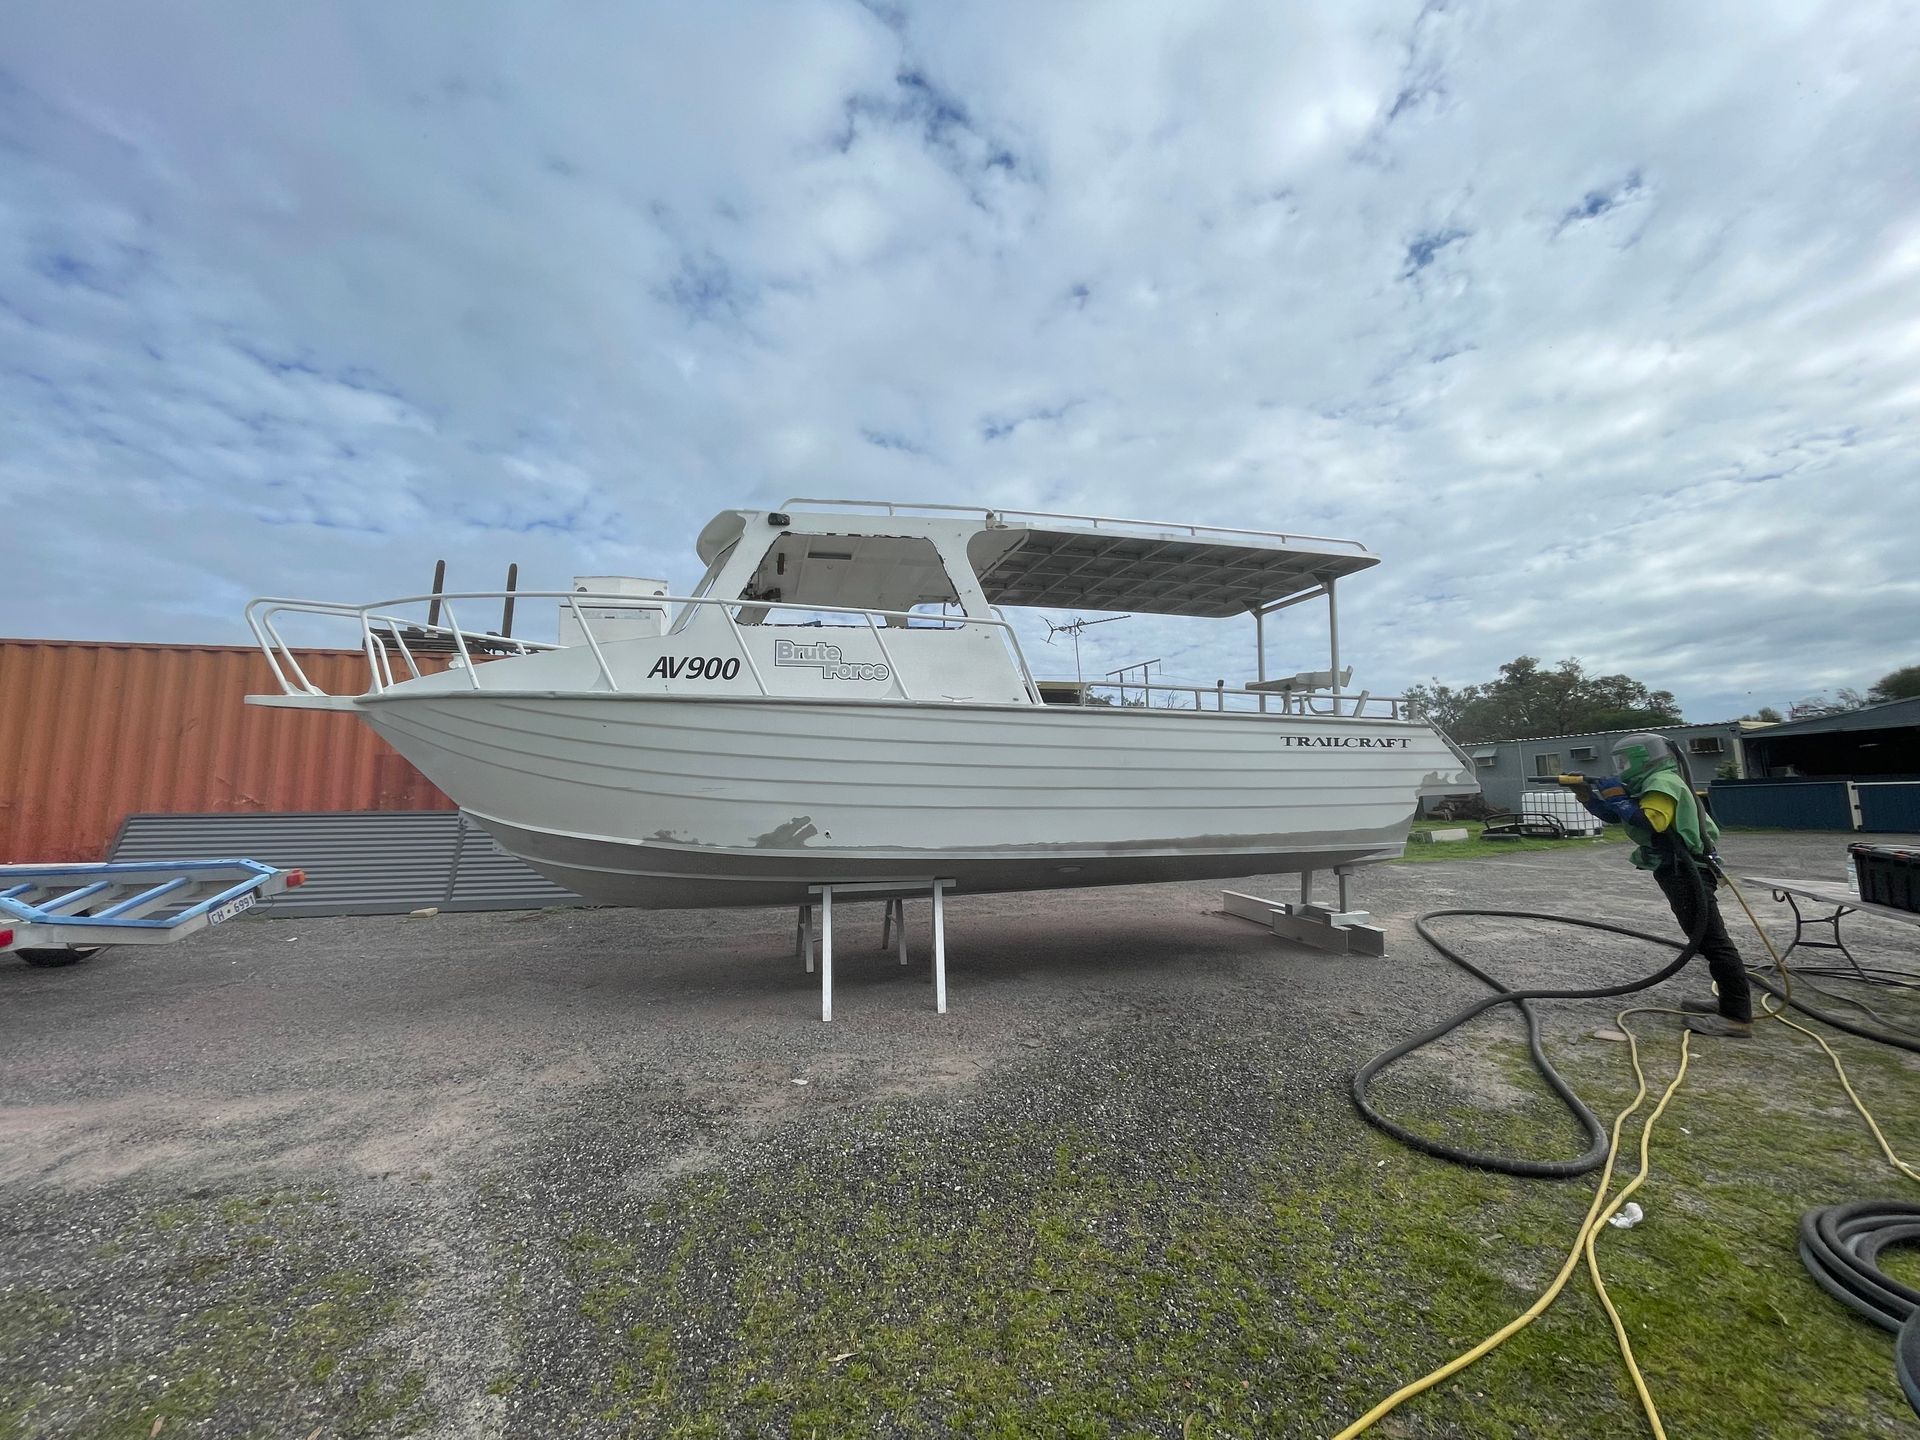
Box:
470;810;1403;910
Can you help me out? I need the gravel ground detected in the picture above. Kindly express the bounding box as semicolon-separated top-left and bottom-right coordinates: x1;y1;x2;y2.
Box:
3;831;1915;1437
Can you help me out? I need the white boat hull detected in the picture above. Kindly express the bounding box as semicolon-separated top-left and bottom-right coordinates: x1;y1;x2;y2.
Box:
356;692;1473;908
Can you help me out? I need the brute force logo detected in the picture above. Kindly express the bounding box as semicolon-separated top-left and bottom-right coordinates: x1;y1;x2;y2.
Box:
773;638;891;682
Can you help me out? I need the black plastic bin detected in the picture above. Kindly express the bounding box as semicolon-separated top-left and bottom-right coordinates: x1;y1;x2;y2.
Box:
1849;844;1920;914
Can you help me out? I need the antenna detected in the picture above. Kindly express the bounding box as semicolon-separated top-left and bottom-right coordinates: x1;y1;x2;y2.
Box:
426;559;447;629
1042;614;1130;683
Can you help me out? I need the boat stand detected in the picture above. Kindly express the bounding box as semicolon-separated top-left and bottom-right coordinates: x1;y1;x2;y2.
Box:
795;879;957;1022
1221;866;1385;956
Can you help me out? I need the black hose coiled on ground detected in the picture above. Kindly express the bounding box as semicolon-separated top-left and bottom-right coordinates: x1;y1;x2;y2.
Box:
1799;1201;1920;1416
1350;837;1714;1178
1747;971;1920;1055
1354;788;1920;1413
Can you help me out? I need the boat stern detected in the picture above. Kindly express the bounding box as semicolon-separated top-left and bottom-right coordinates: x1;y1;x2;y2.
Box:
1415;722;1481;798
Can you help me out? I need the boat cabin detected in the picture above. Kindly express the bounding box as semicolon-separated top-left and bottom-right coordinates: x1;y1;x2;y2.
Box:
658;500;1381;710
249;499;1395;717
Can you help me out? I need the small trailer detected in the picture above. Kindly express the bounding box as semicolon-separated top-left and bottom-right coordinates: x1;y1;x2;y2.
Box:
1478;812;1574;841
1;859;303;967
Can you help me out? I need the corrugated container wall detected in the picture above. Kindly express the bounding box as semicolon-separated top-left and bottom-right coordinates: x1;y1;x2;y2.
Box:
0;640;452;862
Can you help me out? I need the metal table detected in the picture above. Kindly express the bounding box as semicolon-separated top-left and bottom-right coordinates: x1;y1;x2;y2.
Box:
1741;875;1920;974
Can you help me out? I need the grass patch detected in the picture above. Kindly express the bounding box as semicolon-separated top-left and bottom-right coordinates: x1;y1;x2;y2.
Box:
551;1010;1920;1437
1396;818;1629;864
0;1190;432;1440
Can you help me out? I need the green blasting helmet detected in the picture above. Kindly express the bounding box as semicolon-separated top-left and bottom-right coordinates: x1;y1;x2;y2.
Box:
1611;732;1678;785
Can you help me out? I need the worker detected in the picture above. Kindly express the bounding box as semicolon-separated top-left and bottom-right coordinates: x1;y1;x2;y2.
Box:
1577;733;1753;1037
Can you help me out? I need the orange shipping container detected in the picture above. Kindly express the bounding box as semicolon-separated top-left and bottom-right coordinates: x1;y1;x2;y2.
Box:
0;639;452;863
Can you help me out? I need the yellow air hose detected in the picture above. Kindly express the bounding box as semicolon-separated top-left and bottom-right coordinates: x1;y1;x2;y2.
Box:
1336;863;1918;1440
1718;869;1920;1185
1331;1011;1691;1440
1579;1008;1690;1440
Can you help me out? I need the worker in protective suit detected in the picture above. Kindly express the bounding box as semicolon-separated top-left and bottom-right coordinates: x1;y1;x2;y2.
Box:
1578;733;1753;1037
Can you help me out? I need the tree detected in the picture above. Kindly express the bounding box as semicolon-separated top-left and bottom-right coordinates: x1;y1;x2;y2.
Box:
1398;679;1475;735
1403;656;1681;743
1868;665;1920;704
1789;688;1871;720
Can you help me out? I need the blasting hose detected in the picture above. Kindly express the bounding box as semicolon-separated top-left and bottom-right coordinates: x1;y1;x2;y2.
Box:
1748;971;1920;1056
1343;820;1920;1432
1350;835;1715;1177
1798;1201;1920;1413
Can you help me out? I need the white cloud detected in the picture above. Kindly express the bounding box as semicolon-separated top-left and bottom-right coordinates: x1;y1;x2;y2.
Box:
2;0;1916;720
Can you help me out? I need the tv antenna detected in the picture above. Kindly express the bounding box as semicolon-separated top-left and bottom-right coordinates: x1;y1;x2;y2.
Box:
1043;614;1130;683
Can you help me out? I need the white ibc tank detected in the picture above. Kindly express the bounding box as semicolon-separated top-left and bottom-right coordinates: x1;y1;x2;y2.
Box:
1522;785;1604;837
558;576;669;647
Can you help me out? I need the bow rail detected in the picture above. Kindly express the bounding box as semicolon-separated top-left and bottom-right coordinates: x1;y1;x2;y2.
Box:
245;590;1412;718
245;590;1041;702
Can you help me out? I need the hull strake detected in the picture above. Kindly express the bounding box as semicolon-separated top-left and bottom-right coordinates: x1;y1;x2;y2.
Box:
359;692;1466;908
470;810;1403;909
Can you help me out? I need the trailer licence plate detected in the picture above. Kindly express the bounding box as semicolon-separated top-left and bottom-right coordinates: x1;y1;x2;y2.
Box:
206;894;256;926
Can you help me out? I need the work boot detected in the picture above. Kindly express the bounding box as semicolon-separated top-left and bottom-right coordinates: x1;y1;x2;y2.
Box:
1685;1015;1753;1039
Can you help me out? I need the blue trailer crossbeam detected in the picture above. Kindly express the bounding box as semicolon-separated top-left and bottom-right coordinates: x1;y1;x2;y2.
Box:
1;859;302;952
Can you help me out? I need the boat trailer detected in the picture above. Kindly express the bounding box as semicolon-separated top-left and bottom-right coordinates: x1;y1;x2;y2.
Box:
1478;812;1575;841
2;859;303;965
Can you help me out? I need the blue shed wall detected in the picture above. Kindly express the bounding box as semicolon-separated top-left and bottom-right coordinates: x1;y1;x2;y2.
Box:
1857;782;1920;833
1705;780;1854;830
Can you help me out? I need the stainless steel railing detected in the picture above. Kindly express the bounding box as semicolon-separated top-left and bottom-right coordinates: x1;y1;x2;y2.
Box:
244;591;1042;703
1066;678;1409;720
245;591;1408;720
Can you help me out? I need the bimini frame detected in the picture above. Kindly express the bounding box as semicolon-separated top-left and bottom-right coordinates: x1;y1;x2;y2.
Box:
779;497;1373;710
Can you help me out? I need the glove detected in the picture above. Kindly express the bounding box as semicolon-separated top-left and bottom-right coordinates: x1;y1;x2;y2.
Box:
1581;774;1648;828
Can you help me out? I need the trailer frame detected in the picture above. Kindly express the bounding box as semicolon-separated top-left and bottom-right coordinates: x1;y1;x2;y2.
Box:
1;859;301;954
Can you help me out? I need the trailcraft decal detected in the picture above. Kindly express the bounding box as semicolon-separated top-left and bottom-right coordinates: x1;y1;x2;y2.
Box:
772;638;891;682
1277;736;1412;747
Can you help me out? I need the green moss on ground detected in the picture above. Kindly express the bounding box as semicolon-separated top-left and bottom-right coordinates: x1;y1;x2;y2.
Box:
0;1190;432;1440
15;980;1915;1438
557;1004;1920;1438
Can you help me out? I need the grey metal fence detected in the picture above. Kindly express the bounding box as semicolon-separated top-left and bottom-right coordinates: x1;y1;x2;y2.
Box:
109;811;581;916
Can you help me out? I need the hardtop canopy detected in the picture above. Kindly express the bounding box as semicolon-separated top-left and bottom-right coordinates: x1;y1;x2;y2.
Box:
696;501;1378;619
965;514;1376;618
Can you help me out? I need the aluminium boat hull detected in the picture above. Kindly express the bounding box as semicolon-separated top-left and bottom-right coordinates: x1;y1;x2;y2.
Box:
357;691;1473;908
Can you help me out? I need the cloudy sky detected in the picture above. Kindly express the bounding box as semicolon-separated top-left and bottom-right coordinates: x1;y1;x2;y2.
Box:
3;1;1916;719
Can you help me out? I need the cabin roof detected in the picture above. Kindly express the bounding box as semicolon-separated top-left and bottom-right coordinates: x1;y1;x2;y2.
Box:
966;519;1377;617
699;502;1379;617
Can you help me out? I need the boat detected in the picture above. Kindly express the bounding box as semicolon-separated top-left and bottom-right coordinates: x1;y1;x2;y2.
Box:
245;500;1477;909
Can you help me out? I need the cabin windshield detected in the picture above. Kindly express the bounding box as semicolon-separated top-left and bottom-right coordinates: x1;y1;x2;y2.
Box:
734;532;961;627
669;540;737;634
